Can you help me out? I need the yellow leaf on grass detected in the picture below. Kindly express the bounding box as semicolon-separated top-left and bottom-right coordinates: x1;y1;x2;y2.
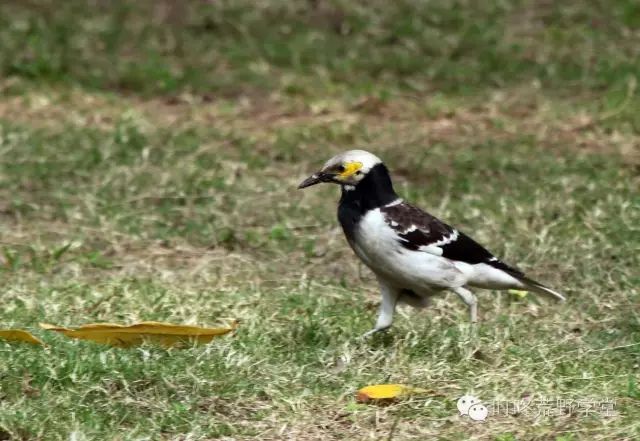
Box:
0;329;44;345
356;384;432;403
40;321;237;348
508;289;529;298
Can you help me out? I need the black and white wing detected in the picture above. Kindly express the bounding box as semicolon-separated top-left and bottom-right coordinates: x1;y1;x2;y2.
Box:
380;201;524;278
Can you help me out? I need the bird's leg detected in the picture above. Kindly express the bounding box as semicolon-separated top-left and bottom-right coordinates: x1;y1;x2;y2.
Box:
362;281;399;338
453;286;478;323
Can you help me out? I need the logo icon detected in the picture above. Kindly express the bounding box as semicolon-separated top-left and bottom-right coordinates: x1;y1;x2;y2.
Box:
457;395;488;422
456;395;479;416
468;403;489;421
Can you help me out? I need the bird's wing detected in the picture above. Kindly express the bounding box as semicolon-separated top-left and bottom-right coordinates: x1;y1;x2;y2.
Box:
380;202;524;277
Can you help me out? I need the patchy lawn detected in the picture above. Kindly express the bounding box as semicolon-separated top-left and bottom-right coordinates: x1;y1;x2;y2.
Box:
0;1;638;440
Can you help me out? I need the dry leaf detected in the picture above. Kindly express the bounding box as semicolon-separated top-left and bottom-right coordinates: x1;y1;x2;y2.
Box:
40;320;237;348
0;329;44;345
356;384;433;403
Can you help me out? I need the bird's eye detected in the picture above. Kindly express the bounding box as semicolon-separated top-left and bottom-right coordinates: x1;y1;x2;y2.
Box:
336;165;346;173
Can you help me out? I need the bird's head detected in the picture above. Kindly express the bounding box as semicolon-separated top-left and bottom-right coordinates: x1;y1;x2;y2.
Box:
298;150;383;190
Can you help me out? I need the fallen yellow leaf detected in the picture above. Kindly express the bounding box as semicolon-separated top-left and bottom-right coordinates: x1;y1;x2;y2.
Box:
356;384;432;403
0;329;44;345
40;320;237;348
508;289;529;298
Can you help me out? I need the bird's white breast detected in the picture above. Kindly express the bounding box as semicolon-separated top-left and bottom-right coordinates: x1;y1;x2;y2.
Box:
350;208;466;290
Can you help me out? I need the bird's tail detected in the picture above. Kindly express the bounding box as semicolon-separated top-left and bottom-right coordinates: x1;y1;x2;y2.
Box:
517;275;566;301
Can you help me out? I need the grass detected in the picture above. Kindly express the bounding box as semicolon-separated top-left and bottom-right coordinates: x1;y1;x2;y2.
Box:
0;1;639;439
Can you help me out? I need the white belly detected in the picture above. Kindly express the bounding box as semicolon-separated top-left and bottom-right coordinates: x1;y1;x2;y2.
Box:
350;209;466;290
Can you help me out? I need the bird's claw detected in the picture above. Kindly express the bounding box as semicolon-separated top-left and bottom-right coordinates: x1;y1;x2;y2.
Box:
360;326;390;339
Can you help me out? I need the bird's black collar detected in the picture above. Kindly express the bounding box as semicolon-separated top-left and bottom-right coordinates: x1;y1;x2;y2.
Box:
339;163;398;210
338;163;398;241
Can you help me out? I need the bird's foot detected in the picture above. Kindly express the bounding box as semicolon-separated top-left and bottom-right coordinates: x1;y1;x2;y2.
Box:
361;325;391;339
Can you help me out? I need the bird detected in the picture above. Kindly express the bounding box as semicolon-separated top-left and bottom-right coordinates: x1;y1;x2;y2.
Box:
298;149;565;336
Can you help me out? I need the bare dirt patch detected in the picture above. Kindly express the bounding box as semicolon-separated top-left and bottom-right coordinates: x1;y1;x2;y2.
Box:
2;81;637;164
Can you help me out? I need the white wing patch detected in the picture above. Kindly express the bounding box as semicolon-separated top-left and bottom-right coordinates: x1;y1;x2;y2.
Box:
384;198;403;207
417;229;458;256
399;225;418;234
419;245;444;256
432;229;459;247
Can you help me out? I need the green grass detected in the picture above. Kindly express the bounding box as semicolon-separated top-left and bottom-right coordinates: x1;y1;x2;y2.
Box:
0;1;639;440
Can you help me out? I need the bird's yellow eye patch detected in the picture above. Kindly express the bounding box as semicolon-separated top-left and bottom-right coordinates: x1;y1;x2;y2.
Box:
339;161;363;178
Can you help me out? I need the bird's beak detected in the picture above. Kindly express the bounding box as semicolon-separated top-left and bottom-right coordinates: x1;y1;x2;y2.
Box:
298;172;332;189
